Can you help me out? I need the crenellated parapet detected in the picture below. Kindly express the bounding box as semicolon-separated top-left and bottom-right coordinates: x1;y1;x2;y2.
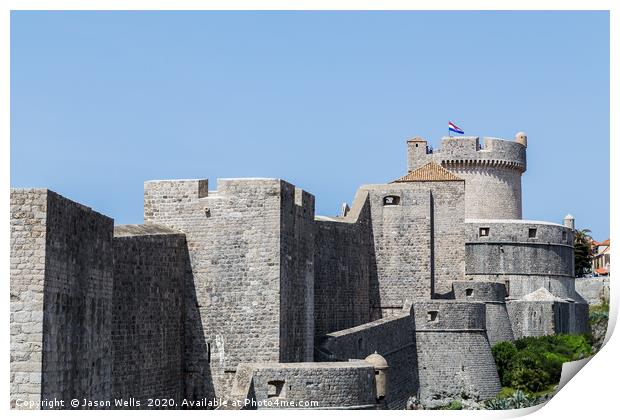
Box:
408;135;527;173
407;133;528;220
435;136;526;172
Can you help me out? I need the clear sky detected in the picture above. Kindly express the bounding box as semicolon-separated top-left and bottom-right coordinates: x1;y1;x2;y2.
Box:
10;11;610;240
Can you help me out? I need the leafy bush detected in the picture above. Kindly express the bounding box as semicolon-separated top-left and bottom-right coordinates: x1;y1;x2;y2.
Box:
492;342;518;384
446;400;463;410
491;334;592;393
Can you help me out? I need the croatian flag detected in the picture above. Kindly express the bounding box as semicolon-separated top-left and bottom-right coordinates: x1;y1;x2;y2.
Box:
448;121;464;135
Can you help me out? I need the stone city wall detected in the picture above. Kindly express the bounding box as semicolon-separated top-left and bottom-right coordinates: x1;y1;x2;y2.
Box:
11;189;49;408
279;187;316;362
313;190;373;336
575;276;610;305
111;225;187;406
229;362;377;409
359;184;432;315
144;178;314;398
317;312;418;409
10;189;115;408
465;220;576;299
411;301;501;407
426;181;466;296
452;282;514;345
506;301;560;339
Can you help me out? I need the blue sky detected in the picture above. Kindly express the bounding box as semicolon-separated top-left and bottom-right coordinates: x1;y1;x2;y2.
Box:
10;11;610;239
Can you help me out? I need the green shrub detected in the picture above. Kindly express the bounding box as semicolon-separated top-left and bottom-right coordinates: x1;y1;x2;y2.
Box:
447;400;463;410
492;341;518;386
491;334;592;394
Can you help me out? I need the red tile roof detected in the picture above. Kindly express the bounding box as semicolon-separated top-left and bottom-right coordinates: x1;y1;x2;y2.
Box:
392;162;463;183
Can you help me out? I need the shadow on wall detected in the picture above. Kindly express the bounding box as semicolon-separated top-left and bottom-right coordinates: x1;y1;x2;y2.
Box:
314;192;383;334
182;242;216;406
368;217;382;321
40;192;115;406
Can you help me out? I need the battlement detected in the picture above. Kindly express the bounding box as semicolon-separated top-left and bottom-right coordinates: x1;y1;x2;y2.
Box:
406;134;527;220
411;300;486;331
11;127;589;410
407;134;527;173
436;136;526;172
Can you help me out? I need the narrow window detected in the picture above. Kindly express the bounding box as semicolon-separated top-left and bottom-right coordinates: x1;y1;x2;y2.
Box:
207;343;211;364
528;228;537;238
268;380;285;399
427;311;438;322
465;288;474;297
383;195;401;206
562;231;567;242
357;337;363;352
505;281;510;296
479;227;489;237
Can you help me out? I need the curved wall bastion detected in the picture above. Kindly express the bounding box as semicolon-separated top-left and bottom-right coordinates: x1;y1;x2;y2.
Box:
10;131;589;409
464;219;576;299
410;301;501;408
407;135;526;220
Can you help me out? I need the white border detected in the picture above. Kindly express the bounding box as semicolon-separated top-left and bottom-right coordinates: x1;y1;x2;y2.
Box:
2;1;617;419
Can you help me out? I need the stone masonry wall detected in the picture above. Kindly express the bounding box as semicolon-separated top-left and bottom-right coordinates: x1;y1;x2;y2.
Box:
279;187;315;362
111;225;187;405
143;178;313;398
444;165;522;220
359;180;465;309
465;220;576;300
41;191;115;406
484;303;515;345
231;362;377;409
317;313;418;409
575;277;610;305
313;190;373;336
11;189;49;408
360;184;432;315
411;301;501;407
427;181;466;296
407;137;526;220
452;282;514;345
505;301;558;339
10;190;115;408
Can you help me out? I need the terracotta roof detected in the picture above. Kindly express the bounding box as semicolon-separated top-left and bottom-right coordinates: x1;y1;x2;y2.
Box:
592;238;610;247
595;267;609;276
392;162;463;183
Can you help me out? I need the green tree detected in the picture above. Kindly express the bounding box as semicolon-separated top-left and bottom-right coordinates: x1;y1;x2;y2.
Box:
574;228;594;277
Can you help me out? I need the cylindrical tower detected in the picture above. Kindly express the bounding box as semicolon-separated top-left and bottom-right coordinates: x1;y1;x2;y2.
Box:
426;133;527;220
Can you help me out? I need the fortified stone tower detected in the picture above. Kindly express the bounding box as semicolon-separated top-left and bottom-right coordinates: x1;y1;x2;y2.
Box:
407;133;527;220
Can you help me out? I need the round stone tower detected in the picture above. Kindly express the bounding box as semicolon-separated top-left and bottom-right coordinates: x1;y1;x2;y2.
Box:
407;132;527;220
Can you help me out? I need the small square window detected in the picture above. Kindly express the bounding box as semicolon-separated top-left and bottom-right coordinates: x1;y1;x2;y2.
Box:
427;311;438;322
479;227;489;237
465;288;474;297
383;195;401;206
528;228;537;238
268;380;286;399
